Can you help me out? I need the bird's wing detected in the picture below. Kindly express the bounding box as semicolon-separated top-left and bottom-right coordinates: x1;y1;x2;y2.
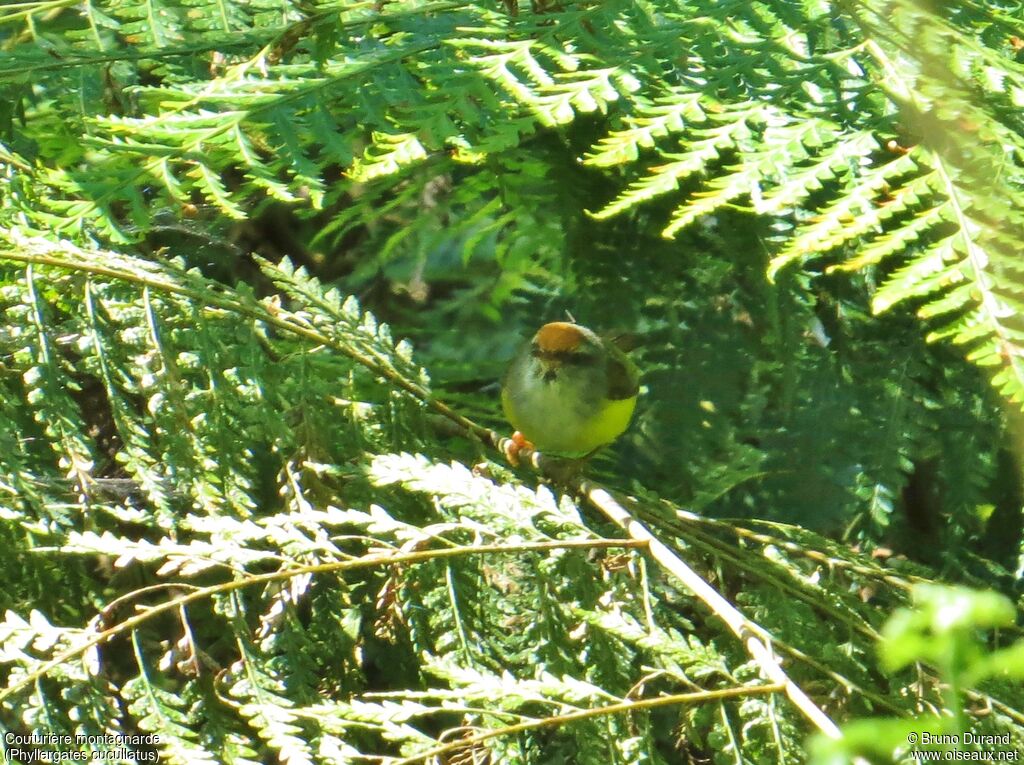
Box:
604;345;640;401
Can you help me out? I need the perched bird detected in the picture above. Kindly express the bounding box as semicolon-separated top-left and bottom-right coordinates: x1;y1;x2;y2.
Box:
501;321;640;459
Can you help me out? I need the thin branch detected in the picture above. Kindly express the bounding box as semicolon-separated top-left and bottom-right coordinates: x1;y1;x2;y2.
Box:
673;508;920;589
575;480;842;739
389;683;787;765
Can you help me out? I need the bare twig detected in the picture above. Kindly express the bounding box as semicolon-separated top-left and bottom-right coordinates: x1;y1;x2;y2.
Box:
390;683;787;765
577;481;842;738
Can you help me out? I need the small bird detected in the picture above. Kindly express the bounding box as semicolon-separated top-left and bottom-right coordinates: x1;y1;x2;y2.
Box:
501;321;640;459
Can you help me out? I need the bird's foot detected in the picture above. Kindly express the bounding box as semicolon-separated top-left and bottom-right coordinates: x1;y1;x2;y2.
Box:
503;431;534;467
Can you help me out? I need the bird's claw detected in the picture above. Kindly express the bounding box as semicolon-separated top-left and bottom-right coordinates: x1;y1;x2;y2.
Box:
503;431;534;467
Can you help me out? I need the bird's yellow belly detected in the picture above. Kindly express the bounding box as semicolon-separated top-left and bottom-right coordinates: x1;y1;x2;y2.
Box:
502;384;636;457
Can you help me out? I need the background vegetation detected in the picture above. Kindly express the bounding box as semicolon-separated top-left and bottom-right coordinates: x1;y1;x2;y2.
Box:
1;0;1023;761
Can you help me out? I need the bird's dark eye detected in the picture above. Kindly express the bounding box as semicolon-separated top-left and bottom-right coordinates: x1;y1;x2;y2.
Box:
563;351;596;365
531;347;595;364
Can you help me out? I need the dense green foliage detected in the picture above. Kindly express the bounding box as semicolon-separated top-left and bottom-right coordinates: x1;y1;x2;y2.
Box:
2;0;1024;762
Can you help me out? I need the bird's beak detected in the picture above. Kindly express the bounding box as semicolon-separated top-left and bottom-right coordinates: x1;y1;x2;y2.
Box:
538;357;560;382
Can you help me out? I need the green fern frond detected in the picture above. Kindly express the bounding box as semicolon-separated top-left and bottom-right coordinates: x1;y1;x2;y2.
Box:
662;164;761;238
870;217;1024;402
756;132;878;215
583;90;708;168
829;205;947;273
347;132;429;183
767;153;923;279
589;116;752;220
